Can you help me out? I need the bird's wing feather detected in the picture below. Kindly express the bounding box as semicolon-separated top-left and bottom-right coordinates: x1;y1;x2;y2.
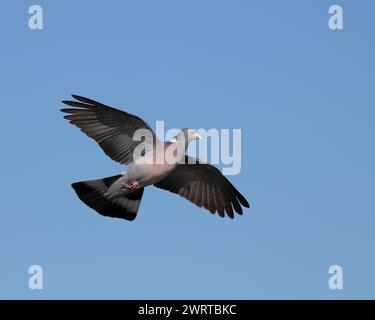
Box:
154;156;249;218
61;95;157;165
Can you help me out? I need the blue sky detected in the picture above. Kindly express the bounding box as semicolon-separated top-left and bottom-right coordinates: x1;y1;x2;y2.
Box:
0;0;374;299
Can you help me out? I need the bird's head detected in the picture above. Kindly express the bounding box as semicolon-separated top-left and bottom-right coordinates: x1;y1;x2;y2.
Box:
171;128;201;144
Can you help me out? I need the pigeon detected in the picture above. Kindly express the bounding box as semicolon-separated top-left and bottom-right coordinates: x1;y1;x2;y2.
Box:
61;95;249;220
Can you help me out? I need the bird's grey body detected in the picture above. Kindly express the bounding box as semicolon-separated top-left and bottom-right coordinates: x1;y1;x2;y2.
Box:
117;138;188;188
124;163;176;187
61;95;249;220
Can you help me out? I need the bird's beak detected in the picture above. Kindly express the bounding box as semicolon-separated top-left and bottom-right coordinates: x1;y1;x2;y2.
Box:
194;133;201;140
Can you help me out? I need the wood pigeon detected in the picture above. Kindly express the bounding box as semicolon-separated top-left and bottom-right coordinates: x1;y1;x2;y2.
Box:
61;95;249;220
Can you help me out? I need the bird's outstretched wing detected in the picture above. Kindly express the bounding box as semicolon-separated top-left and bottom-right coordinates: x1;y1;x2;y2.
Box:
154;156;249;218
61;95;157;165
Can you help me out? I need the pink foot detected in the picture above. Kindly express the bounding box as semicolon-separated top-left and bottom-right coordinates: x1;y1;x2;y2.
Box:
127;182;140;190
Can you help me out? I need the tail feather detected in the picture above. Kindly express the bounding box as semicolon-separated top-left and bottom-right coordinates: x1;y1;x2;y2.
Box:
71;175;144;221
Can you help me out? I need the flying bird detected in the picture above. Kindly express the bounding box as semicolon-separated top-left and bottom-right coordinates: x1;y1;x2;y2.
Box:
61;95;249;220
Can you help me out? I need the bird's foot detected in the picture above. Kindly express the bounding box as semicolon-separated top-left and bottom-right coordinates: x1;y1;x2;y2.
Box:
127;182;140;190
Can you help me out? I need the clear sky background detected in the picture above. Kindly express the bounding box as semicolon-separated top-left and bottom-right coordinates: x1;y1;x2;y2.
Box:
0;0;374;299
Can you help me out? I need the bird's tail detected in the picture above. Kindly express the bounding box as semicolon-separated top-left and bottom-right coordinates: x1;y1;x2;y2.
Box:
71;175;144;221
